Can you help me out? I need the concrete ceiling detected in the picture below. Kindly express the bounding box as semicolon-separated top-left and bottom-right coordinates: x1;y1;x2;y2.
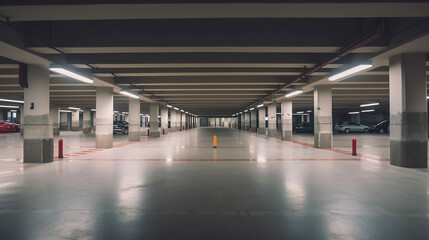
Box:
0;1;428;116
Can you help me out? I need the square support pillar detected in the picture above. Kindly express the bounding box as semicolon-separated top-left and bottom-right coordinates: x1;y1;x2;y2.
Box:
71;110;80;131
267;104;277;137
96;87;113;149
314;85;332;149
244;112;250;131
389;53;427;168
258;107;266;134
23;65;53;163
83;108;92;134
129;98;140;141
171;110;177;132
150;104;160;137
281;100;293;141
50;104;60;136
250;110;257;132
161;106;169;135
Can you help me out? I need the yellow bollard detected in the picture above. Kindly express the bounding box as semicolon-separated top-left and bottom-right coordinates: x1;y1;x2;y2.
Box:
213;135;217;148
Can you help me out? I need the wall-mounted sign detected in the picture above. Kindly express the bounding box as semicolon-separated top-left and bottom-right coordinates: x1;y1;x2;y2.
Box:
30;102;34;110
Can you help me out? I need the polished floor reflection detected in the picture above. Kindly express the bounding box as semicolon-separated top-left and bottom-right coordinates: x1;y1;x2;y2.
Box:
0;128;428;239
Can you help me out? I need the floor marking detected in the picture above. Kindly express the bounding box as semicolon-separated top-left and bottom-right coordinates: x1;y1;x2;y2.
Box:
55;158;361;162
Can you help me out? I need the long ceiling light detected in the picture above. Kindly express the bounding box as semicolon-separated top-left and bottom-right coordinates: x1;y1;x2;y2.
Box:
285;90;303;98
297;111;304;114
0;98;24;104
68;107;80;110
0;105;19;109
257;104;264;108
244;110;248;112
249;108;255;111
120;90;139;99
348;112;360;115
360;102;379;107
174;107;179;110
60;110;72;113
166;105;173;108
50;67;93;84
329;63;372;81
361;109;375;113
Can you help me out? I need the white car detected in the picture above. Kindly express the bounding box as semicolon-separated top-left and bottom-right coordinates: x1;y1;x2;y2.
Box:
335;122;369;133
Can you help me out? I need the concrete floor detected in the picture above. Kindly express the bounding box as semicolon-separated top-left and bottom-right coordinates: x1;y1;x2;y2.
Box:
0;128;428;239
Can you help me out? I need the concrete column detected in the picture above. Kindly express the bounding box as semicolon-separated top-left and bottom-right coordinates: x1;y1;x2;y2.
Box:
180;112;185;131
258;107;266;134
71;110;79;131
50;104;60;136
171;110;177;131
96;87;113;149
314;85;332;149
83;108;92;134
389;53;427;168
129;98;140;141
150;104;160;137
23;65;53;163
19;106;24;136
161;106;169;135
250;110;257;132
244;112;250;131
281;100;293;141
267;104;277;137
60;112;69;131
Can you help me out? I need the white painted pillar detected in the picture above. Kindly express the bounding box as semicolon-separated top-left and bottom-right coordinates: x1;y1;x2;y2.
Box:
281;100;293;141
71;110;79;131
314;85;332;149
150;103;160;137
250;109;257;132
161;106;169;134
267;104;277;137
389;53;427;168
83;108;92;134
258;107;266;134
23;65;53;163
129;98;140;141
96;87;113;149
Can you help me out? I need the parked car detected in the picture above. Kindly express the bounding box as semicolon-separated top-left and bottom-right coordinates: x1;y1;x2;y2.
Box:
369;120;389;133
335;122;369;133
113;121;129;134
294;122;314;133
0;121;17;133
3;120;20;132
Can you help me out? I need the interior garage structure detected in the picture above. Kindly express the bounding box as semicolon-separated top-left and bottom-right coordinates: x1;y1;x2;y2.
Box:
0;1;429;239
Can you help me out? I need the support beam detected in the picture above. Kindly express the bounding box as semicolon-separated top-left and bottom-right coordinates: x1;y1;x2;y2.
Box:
389;53;427;168
50;104;60;136
23;65;53;163
314;85;332;149
258;107;266;135
83;108;91;134
129;98;140;141
96;87;113;149
281;100;293;141
150;103;160;137
267;104;277;137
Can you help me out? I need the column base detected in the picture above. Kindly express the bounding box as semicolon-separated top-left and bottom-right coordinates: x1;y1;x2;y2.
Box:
129;131;140;141
268;129;276;137
314;133;332;149
53;128;60;136
24;138;53;163
258;128;266;135
282;131;292;141
72;127;79;131
150;131;161;137
96;134;113;149
390;140;428;168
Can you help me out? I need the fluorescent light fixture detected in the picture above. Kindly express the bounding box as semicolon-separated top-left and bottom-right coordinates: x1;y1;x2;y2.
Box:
185;112;189;114
174;107;179;110
244;110;248;112
360;102;379;107
329;63;372;81
158;115;161;118
166;105;173;108
249;108;255;111
297;111;304;114
265;117;268;121
68;107;80;110
285;90;303;98
50;67;93;84
361;109;375;113
123;112;129;114
239;112;243;114
348;112;360;115
120;90;139;99
60;110;72;113
0;105;19;109
0;98;24;104
10;110;17;112
307;110;312;113
180;110;184;112
427;96;429;99
113;111;119;113
257;104;264;108
91;109;96;111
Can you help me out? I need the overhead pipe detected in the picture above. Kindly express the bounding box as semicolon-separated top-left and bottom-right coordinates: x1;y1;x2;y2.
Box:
253;19;385;106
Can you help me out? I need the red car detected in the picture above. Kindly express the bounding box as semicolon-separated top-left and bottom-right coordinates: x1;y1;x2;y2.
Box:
0;121;17;133
4;120;20;132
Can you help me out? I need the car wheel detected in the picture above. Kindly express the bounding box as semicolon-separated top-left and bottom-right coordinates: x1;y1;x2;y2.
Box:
379;129;384;133
364;128;369;133
344;128;350;134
